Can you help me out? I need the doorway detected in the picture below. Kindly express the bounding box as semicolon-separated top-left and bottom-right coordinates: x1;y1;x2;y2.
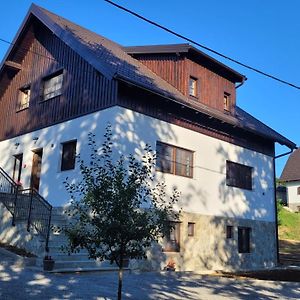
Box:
30;149;43;191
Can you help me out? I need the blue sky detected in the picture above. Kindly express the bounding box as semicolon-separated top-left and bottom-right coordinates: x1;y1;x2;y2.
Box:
0;0;299;176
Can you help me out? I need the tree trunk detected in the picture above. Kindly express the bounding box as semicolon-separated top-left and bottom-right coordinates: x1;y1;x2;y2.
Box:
117;267;123;300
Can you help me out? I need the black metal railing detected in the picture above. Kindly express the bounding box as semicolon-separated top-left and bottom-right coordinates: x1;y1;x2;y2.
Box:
0;167;52;252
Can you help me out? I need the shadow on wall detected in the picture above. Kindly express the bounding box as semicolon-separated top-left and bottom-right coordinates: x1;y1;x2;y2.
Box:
0;107;277;271
0;22;277;272
177;143;276;271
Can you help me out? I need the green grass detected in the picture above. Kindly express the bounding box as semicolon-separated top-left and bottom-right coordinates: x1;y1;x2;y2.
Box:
278;205;300;241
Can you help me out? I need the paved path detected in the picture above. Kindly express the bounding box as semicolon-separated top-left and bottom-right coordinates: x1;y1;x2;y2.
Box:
0;254;300;299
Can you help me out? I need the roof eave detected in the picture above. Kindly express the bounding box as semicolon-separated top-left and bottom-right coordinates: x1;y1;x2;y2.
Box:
124;43;246;83
116;74;295;149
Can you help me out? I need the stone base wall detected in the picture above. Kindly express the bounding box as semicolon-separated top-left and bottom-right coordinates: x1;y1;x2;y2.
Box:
131;212;277;272
0;202;277;272
0;203;45;257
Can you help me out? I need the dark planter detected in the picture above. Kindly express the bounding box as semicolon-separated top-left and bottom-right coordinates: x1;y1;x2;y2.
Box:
43;259;55;271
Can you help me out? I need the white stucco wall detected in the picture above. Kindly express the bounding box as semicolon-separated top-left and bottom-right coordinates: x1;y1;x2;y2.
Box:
0;106;275;221
286;181;300;206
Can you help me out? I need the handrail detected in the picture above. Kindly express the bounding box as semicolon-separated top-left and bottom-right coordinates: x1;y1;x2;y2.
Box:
0;167;18;187
0;168;52;254
21;188;52;210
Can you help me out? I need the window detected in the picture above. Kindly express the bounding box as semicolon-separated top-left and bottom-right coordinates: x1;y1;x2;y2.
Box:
13;154;23;183
224;92;230;111
61;140;76;171
18;86;30;110
42;70;63;101
226;161;252;190
238;227;251;253
226;225;233;239
297;187;300;195
188;222;195;237
156;142;193;178
163;222;180;252
189;76;198;97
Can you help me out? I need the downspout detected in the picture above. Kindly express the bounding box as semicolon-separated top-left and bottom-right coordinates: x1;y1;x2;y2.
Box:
273;147;294;265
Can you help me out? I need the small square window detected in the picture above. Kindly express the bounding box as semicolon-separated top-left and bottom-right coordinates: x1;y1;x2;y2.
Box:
42;70;64;101
224;92;230;111
61;140;76;171
188;222;195;237
18;86;30;110
226;225;233;239
189;77;198;97
238;227;251;253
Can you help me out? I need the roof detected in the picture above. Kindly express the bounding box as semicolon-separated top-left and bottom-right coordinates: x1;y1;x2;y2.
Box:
124;44;245;83
0;4;296;150
280;148;300;182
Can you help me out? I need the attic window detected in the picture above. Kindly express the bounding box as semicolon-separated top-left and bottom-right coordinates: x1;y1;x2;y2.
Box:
224;92;230;111
17;85;30;111
189;76;198;97
42;70;64;101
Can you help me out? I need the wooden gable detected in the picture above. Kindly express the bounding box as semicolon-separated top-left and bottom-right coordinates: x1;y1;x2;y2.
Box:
0;16;117;141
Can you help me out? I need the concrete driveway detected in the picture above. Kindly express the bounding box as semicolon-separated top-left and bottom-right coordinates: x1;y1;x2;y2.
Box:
0;254;300;299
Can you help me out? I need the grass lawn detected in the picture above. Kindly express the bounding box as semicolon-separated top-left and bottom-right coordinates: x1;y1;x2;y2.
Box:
278;206;300;241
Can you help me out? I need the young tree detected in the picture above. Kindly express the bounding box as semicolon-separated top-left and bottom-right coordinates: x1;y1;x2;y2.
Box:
63;125;180;300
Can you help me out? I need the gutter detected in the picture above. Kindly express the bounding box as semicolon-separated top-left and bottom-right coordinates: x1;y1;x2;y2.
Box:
275;148;294;159
235;76;247;89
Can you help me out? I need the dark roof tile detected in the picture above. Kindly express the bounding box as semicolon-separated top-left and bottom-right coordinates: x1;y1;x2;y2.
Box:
280;148;300;182
0;4;296;150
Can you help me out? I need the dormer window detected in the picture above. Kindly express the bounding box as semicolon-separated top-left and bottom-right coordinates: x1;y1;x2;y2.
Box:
189;76;198;97
224;92;230;111
18;85;30;110
42;70;64;101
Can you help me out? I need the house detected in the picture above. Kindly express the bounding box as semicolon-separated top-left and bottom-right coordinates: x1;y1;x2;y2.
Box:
280;149;300;211
0;4;296;271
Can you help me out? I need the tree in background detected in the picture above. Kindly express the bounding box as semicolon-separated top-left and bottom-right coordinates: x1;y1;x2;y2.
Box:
63;125;180;300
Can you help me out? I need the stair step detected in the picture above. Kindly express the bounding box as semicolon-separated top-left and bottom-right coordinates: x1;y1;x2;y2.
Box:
48;245;88;253
47;267;130;273
53;259;118;269
51;254;90;261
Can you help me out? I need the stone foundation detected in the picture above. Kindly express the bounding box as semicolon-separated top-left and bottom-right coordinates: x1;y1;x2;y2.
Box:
0;202;277;272
131;212;277;272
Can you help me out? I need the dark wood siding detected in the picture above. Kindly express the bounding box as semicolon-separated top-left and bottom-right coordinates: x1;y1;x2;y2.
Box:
131;54;236;114
118;82;275;157
131;54;186;94
0;21;117;141
186;58;236;113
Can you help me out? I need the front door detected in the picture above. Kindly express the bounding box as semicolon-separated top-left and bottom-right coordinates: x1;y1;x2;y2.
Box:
12;154;23;184
30;149;43;191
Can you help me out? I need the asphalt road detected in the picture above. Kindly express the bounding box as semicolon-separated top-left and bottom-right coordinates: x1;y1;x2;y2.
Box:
0;254;300;299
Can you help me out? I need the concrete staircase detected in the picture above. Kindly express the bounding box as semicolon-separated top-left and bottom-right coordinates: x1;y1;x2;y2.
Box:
45;207;121;272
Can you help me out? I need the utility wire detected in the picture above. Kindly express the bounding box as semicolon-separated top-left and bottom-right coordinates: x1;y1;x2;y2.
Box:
104;0;300;90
